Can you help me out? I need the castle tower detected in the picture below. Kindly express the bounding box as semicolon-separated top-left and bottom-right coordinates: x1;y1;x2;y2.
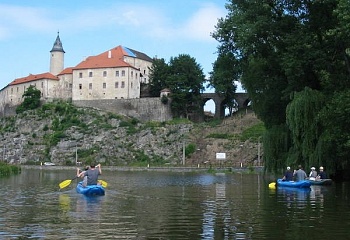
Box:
50;32;65;75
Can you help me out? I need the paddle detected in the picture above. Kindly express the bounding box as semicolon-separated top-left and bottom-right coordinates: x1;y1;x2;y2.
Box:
268;182;276;189
59;176;78;190
98;180;108;188
59;178;108;189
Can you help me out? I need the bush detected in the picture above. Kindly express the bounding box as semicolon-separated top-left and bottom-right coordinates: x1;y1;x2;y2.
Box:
0;162;21;176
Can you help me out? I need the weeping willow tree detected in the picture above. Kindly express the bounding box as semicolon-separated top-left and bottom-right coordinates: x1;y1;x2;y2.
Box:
263;124;290;174
286;87;325;169
319;90;350;174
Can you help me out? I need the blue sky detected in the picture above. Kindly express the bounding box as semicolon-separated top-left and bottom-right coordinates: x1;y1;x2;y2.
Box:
0;0;242;112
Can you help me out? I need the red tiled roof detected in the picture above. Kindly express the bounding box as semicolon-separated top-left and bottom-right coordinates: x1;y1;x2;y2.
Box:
9;72;59;86
58;67;74;75
73;45;136;70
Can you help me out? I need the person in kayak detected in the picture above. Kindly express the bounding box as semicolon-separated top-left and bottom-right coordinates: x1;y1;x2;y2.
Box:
282;166;293;181
81;163;102;186
309;167;318;180
317;166;327;179
77;166;90;187
293;165;307;181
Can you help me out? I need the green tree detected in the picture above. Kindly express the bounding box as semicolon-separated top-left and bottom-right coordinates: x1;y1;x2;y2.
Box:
208;52;238;116
286;87;325;168
166;54;206;119
16;85;41;113
148;58;170;97
213;0;350;176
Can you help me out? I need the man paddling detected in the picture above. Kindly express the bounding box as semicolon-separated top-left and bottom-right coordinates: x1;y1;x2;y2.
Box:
83;163;102;186
293;165;307;181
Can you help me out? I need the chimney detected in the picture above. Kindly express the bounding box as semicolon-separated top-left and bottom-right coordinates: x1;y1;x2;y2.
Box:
108;50;112;58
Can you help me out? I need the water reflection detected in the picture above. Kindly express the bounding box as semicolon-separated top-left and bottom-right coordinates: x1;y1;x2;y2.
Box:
276;187;311;208
201;173;254;240
1;169;350;239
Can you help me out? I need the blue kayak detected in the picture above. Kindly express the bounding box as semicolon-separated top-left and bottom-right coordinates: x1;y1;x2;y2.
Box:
277;179;311;188
306;178;333;186
76;181;105;196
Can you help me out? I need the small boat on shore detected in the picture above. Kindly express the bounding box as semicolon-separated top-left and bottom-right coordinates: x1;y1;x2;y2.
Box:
76;181;105;196
276;179;311;188
306;178;333;185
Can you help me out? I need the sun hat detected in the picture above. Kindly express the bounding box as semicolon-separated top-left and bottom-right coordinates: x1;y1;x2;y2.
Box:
311;167;315;170
320;166;324;170
287;166;290;170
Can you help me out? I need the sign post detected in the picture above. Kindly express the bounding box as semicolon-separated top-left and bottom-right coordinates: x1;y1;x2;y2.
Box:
216;153;226;168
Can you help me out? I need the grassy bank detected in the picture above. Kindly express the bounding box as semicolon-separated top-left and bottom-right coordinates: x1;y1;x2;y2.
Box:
0;162;21;176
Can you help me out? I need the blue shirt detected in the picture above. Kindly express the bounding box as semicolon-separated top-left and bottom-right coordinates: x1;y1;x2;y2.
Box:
284;170;293;181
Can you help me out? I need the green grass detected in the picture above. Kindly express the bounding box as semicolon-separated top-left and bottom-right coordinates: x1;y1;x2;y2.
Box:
240;122;265;142
0;162;21;176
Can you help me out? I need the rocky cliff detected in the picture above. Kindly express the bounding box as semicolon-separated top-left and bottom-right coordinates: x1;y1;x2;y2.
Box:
0;101;263;168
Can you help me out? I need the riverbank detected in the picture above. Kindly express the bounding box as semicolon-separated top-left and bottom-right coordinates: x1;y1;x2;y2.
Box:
21;165;265;173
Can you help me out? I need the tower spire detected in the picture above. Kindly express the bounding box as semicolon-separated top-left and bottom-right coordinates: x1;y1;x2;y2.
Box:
50;32;65;75
50;31;65;53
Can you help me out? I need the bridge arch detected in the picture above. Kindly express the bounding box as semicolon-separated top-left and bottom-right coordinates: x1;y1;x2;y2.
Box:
201;93;250;119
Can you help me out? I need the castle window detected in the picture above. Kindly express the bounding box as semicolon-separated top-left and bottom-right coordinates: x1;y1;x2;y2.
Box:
103;71;107;77
115;82;119;88
136;73;138;79
79;84;82;90
17;87;19;92
122;70;125;77
131;82;133;88
11;88;13;94
121;81;125;88
103;83;106;89
131;71;133;78
41;82;44;88
89;72;93;77
89;83;92;89
79;72;83;78
116;71;119;77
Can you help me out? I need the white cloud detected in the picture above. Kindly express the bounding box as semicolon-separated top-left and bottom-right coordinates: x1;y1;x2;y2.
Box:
0;4;53;37
139;3;225;42
181;4;224;41
0;2;225;43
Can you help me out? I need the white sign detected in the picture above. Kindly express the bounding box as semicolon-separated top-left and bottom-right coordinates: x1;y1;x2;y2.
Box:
216;153;226;160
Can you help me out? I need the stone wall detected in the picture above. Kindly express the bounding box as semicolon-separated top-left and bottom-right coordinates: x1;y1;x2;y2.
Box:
73;98;173;122
1;104;16;117
0;97;173;122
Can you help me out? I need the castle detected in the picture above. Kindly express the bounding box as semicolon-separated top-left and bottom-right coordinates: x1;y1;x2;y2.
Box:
0;33;154;115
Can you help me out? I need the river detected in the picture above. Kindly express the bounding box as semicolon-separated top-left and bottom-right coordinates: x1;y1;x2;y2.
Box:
0;167;349;239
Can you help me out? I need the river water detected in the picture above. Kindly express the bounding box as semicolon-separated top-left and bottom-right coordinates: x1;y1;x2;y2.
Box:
0;167;349;239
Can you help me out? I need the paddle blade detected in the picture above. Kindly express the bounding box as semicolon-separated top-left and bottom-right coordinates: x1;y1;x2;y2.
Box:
59;179;72;189
99;180;108;188
268;182;276;189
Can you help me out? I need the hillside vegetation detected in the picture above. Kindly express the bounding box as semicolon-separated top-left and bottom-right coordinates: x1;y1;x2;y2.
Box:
0;101;263;168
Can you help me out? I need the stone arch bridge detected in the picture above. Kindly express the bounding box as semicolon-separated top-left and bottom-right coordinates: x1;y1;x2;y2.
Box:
201;92;250;119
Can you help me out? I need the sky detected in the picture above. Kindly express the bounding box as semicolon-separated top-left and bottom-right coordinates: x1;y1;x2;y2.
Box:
0;0;242;112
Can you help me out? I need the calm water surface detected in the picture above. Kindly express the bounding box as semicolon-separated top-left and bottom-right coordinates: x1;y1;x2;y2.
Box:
0;168;349;239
